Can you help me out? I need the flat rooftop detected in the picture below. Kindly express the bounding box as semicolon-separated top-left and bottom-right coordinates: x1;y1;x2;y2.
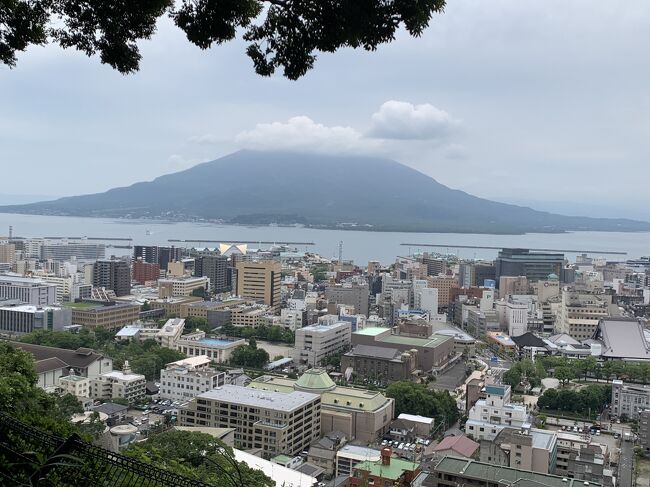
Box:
353;327;390;336
197;385;319;411
380;334;451;348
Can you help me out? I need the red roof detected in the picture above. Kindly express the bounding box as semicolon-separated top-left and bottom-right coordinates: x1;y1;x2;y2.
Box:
432;435;479;458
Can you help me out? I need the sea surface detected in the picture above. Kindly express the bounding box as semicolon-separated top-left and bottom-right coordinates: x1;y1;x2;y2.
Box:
1;213;648;265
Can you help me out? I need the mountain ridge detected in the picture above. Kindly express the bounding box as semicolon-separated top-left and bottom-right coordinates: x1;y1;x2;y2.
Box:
2;150;648;235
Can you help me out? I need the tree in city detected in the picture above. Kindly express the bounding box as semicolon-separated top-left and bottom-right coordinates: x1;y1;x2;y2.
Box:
537;384;611;418
554;366;575;386
385;381;458;427
1;0;446;79
229;342;269;369
125;430;272;486
191;286;206;298
184;316;212;334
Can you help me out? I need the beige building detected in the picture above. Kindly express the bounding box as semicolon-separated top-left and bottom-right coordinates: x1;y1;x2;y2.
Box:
293;321;352;367
179;384;321;459
250;369;394;442
498;276;530;298
479;425;557;474
59;374;91;398
555;289;610;340
426;275;458;306
159;276;209;298
0;243;16;265
235;260;281;313
71;303;141;330
150;296;202;317
166;261;185;277
90;362;146;403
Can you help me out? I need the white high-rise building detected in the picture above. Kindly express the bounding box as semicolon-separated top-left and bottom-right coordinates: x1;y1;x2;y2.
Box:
465;383;529;441
496;299;529;337
159;355;226;402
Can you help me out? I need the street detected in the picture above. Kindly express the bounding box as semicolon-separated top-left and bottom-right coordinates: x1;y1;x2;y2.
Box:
619;439;634;487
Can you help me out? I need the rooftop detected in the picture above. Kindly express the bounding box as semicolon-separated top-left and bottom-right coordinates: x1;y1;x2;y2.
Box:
380;334;451;348
353;327;390;336
197;385;319;411
433;456;602;487
433;435;479;458
354;456;419;481
596;318;650;360
337;445;381;461
398;413;434;425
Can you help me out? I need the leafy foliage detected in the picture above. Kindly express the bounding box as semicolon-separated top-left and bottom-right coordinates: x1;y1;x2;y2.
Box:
385;381;458;426
537;384;611;417
2;0;446;78
503;359;546;389
184;315;213;334
229;340;269;368
125;430;273;486
221;323;294;344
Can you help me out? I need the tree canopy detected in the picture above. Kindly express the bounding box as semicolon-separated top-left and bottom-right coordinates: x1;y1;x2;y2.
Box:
385;381;458;427
229;340;269;369
537;384;610;418
1;0;446;79
125;430;272;486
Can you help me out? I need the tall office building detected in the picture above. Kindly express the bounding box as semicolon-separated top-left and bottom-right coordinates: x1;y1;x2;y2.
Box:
195;255;229;293
132;259;160;285
325;282;370;316
92;260;131;296
133;245;182;271
0;243;16;265
235;260;281;312
496;248;565;284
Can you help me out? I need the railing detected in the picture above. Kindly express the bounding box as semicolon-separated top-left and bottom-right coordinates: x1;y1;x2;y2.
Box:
0;412;211;486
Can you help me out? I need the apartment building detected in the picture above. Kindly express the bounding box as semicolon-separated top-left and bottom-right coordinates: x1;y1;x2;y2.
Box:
611;379;650;420
325;282;370;316
194;255;229;293
59;374;91;398
426;275;458;307
465;384;529;441
0;274;57;305
132;259;160;285
90;362;146;403
235;260;281;312
158;276;209;298
179;385;321;459
555;432;611;485
555;289;610;341
293;321;352;367
159;355;226;402
92;259;131;297
71;302;141;330
479;425;557;474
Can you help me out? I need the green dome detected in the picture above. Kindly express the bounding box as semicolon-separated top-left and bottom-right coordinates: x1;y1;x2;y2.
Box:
294;368;336;393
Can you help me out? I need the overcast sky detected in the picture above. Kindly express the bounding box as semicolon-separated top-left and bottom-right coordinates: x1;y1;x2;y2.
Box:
1;0;649;219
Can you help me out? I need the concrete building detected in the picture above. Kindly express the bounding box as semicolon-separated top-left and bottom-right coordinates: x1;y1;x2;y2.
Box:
40;243;106;262
71;302;141;330
59;373;91;399
479;425;557;474
0;243;16;265
430;457;601;487
179;385;321;459
91;362;146;403
351;327;454;373
158;276;209;298
341;344;418;385
0;274;57;305
173;332;246;363
498;276;529;298
555;289;609;341
132;259;160;285
133;245;182;271
349;447;420;487
465;384;529;441
251;369;394;443
92;260;131;296
426;275;458;307
639;409;650;453
496;248;565;284
555;432;611;486
194;255;229;293
611;379;650;420
159;355;226;402
433;435;479;459
0;302;72;335
325;282;370;317
336;444;381;477
293;321;352;367
495;298;528;337
235;260;281;312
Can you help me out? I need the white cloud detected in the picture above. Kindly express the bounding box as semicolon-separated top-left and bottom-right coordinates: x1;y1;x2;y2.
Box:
234;115;381;154
444;143;468;160
367;100;460;140
188;134;221;145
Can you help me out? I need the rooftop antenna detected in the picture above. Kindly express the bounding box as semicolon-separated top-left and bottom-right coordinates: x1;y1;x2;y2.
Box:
8;226;12;239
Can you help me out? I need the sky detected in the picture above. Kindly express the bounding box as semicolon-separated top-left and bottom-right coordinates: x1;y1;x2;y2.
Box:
1;0;649;219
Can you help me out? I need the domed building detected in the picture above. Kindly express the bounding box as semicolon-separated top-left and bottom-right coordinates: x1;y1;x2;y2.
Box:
250;368;394;442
